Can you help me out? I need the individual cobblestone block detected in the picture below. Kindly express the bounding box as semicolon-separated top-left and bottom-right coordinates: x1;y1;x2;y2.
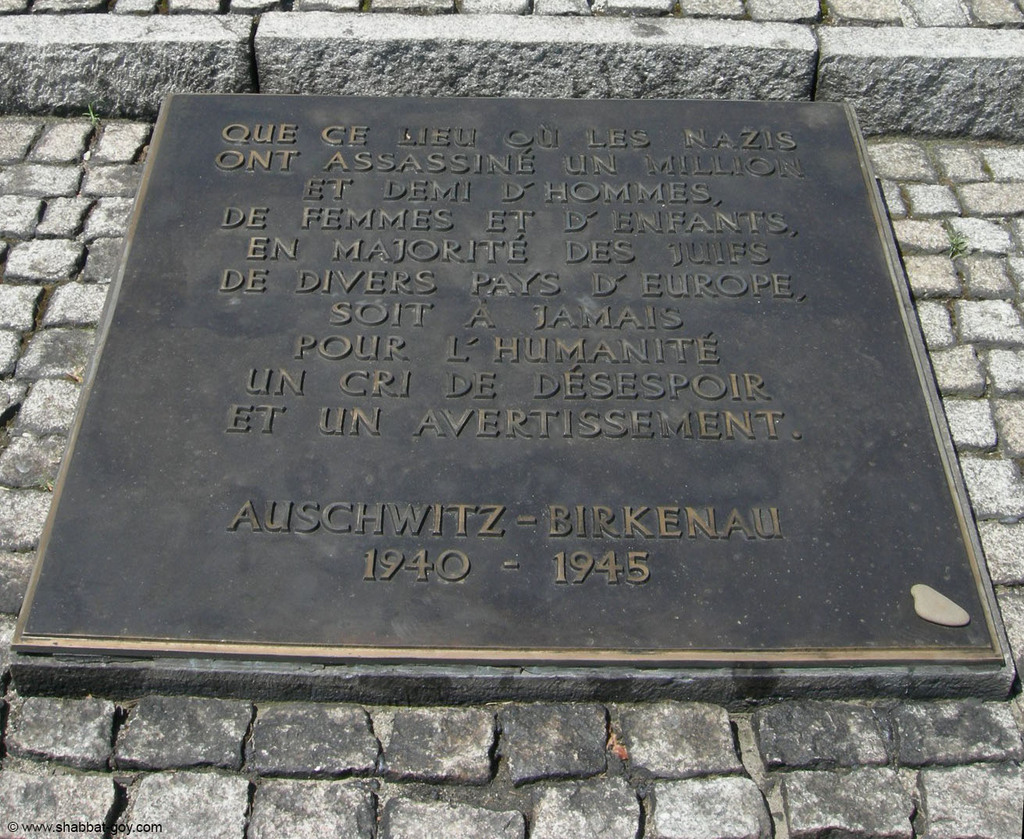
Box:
868;140;937;182
93;122;150;163
0;119;42;163
0;614;12;673
752;702;889;769
0;550;34;613
247;703;379;777
6;696;115;769
250;779;376;839
0;489;50;550
0;285;42;331
955;299;1024;345
116;695;253;770
943;398;997;450
987;349;1024;395
83;237;124;283
893;219;949;253
904;184;959;217
900;0;969;25
933;144;986;183
0;771;114;827
5;240;83;283
230;0;281;10
168;0;221;11
781;768;914;839
534;0;591;11
82;164;142;198
0;0;29;10
0;195;43;237
84;197;134;240
678;0;744;16
42;283;109;327
746;0;820;21
255;14;817;102
0;17;253;118
958;183;1024;217
903;255;960;298
370;0;454;10
0;379;27;415
962;256;1013;299
33;0;107;10
649;776;771;839
967;0;1024;23
531;778;639;839
0;330;20;376
298;0;361;10
36;197;92;239
949;217;1013;255
959;455;1024;519
879;180;906;218
828;0;902;22
0;163;81;198
592;0;673;13
17;329;94;381
982;148;1024;181
378;707;495;783
893;702;1023;766
28;122;93;164
0;434;65;488
1010;257;1024;292
919;764;1024;839
500;704;606;785
16;379;82;435
817;28;1024;140
113;0;159;14
979;519;1024;584
122;772;250;839
615;702;741;779
916;303;957;352
381;799;524;839
999;586;1024;672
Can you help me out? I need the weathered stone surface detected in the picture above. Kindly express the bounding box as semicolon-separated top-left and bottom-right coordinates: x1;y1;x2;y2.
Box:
122;772;249;839
116;695;253;770
255;14;817;101
0;194;43;237
962;256;1014;299
949;217;1013;255
371;0;454;10
534;0;593;13
250;779;376;839
16;378;81;435
82;163;142;197
892;701;1023;765
297;0;361;9
903;184;959;217
113;0;160;14
6;695;115;769
0;433;66;487
16;328;95;380
959;182;1024;216
999;586;1024;672
615;702;741;779
0;770;114;826
955;299;1024;345
28;121;92;164
93;121;150;163
0;489;51;551
960;455;1024;519
501;704;606;785
978;520;1024;584
828;0;902;22
919;764;1024;839
903;255;961;298
649;776;771;839
531;778;639;839
0;330;21;376
677;0;744;16
983;148;1024;181
42;283;109;327
817;28;1024;139
893;219;949;253
752;701;889;769
914;300;956;349
993;400;1024;459
868;139;936;182
592;0;673;13
381;799;525;839
84;196;134;240
0;163;81;198
0;550;34;614
378;707;495;783
934;144;986;182
781;768;914;838
247;703;379;777
900;0;969;26
966;0;1024;22
4;239;83;282
168;0;221;11
0;118;42;163
746;0;819;21
36;197;93;238
83;236;125;283
0;17;253;118
0;285;42;331
943;398;997;450
987;348;1024;394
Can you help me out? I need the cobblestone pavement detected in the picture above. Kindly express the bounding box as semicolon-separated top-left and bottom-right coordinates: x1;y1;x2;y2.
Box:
0;117;1022;836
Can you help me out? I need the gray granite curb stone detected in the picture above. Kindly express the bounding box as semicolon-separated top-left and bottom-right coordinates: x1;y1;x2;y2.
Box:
254;14;817;101
0;17;253;118
817;28;1024;140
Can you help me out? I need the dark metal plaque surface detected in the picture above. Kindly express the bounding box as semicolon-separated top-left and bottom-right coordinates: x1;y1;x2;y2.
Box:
15;95;1004;667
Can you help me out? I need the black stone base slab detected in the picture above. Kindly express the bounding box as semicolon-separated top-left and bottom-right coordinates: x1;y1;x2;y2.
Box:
12;95;1013;692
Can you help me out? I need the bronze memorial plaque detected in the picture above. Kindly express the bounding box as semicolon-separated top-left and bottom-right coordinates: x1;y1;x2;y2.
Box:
14;95;1005;668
